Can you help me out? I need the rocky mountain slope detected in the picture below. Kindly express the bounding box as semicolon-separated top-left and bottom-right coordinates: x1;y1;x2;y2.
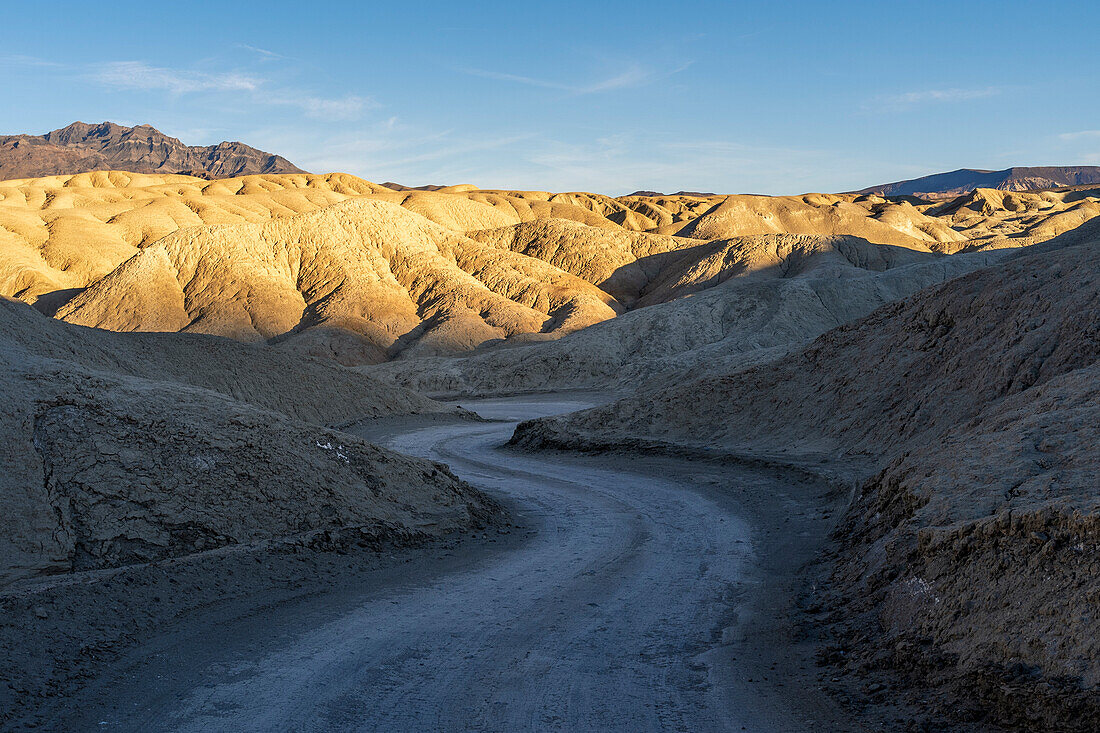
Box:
855;166;1100;198
511;225;1100;728
0;296;496;587
0;122;304;179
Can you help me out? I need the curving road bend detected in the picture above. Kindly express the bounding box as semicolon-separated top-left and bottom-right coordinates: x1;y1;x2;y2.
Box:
45;397;826;732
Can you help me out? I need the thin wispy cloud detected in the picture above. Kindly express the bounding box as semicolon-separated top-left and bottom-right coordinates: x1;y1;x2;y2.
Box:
270;94;375;120
580;66;653;94
238;44;286;61
93;61;260;94
0;54;65;68
458;61;690;95
1059;130;1100;141
869;87;1001;111
272;119;537;183
377;133;536;168
894;88;1000;104
460;68;576;92
498;134;847;194
283;124;849;195
85;60;372;120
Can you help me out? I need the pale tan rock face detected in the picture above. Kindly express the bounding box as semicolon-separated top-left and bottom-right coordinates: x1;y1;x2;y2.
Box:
55;245;190;332
0;174;632;362
467;218;696;306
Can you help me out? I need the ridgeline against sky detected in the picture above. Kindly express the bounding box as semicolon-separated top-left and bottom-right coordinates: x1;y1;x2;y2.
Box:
1;0;1098;194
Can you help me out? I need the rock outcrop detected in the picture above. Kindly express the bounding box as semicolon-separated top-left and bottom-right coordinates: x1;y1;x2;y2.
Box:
3;171;1099;369
0;122;304;179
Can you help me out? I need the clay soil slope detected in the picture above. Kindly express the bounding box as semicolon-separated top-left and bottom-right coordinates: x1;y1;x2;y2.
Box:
53;198;620;363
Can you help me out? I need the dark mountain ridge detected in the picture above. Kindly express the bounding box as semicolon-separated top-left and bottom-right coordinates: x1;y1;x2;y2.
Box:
0;121;305;180
854;166;1100;198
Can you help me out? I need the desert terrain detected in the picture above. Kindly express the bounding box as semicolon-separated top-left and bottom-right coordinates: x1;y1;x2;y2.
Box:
1;140;1098;731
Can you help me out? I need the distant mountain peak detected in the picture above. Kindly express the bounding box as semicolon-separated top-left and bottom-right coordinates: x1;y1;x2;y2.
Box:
853;166;1100;198
625;190;718;198
0;121;306;180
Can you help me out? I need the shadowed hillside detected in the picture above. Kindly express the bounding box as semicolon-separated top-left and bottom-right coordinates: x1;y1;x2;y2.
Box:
0;296;495;587
512;226;1100;729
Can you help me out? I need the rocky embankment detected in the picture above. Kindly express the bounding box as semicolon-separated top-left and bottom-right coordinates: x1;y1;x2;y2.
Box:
0;296;505;726
1;297;501;587
511;230;1100;729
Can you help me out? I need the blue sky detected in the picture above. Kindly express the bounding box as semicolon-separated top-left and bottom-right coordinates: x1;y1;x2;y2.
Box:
1;0;1098;195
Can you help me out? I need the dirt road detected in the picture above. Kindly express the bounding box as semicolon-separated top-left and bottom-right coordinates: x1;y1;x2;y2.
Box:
33;396;840;732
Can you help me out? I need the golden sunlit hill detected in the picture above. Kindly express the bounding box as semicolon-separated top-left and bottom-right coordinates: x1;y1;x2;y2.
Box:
2;170;1099;368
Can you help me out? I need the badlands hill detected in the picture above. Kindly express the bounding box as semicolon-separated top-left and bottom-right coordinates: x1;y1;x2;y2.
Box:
855;166;1100;199
512;225;1100;729
370;235;1005;397
2;170;1099;369
0;122;303;179
0;295;496;587
54;197;620;363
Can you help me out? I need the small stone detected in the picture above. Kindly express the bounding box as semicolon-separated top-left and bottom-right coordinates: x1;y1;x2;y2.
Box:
33;606;48;619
